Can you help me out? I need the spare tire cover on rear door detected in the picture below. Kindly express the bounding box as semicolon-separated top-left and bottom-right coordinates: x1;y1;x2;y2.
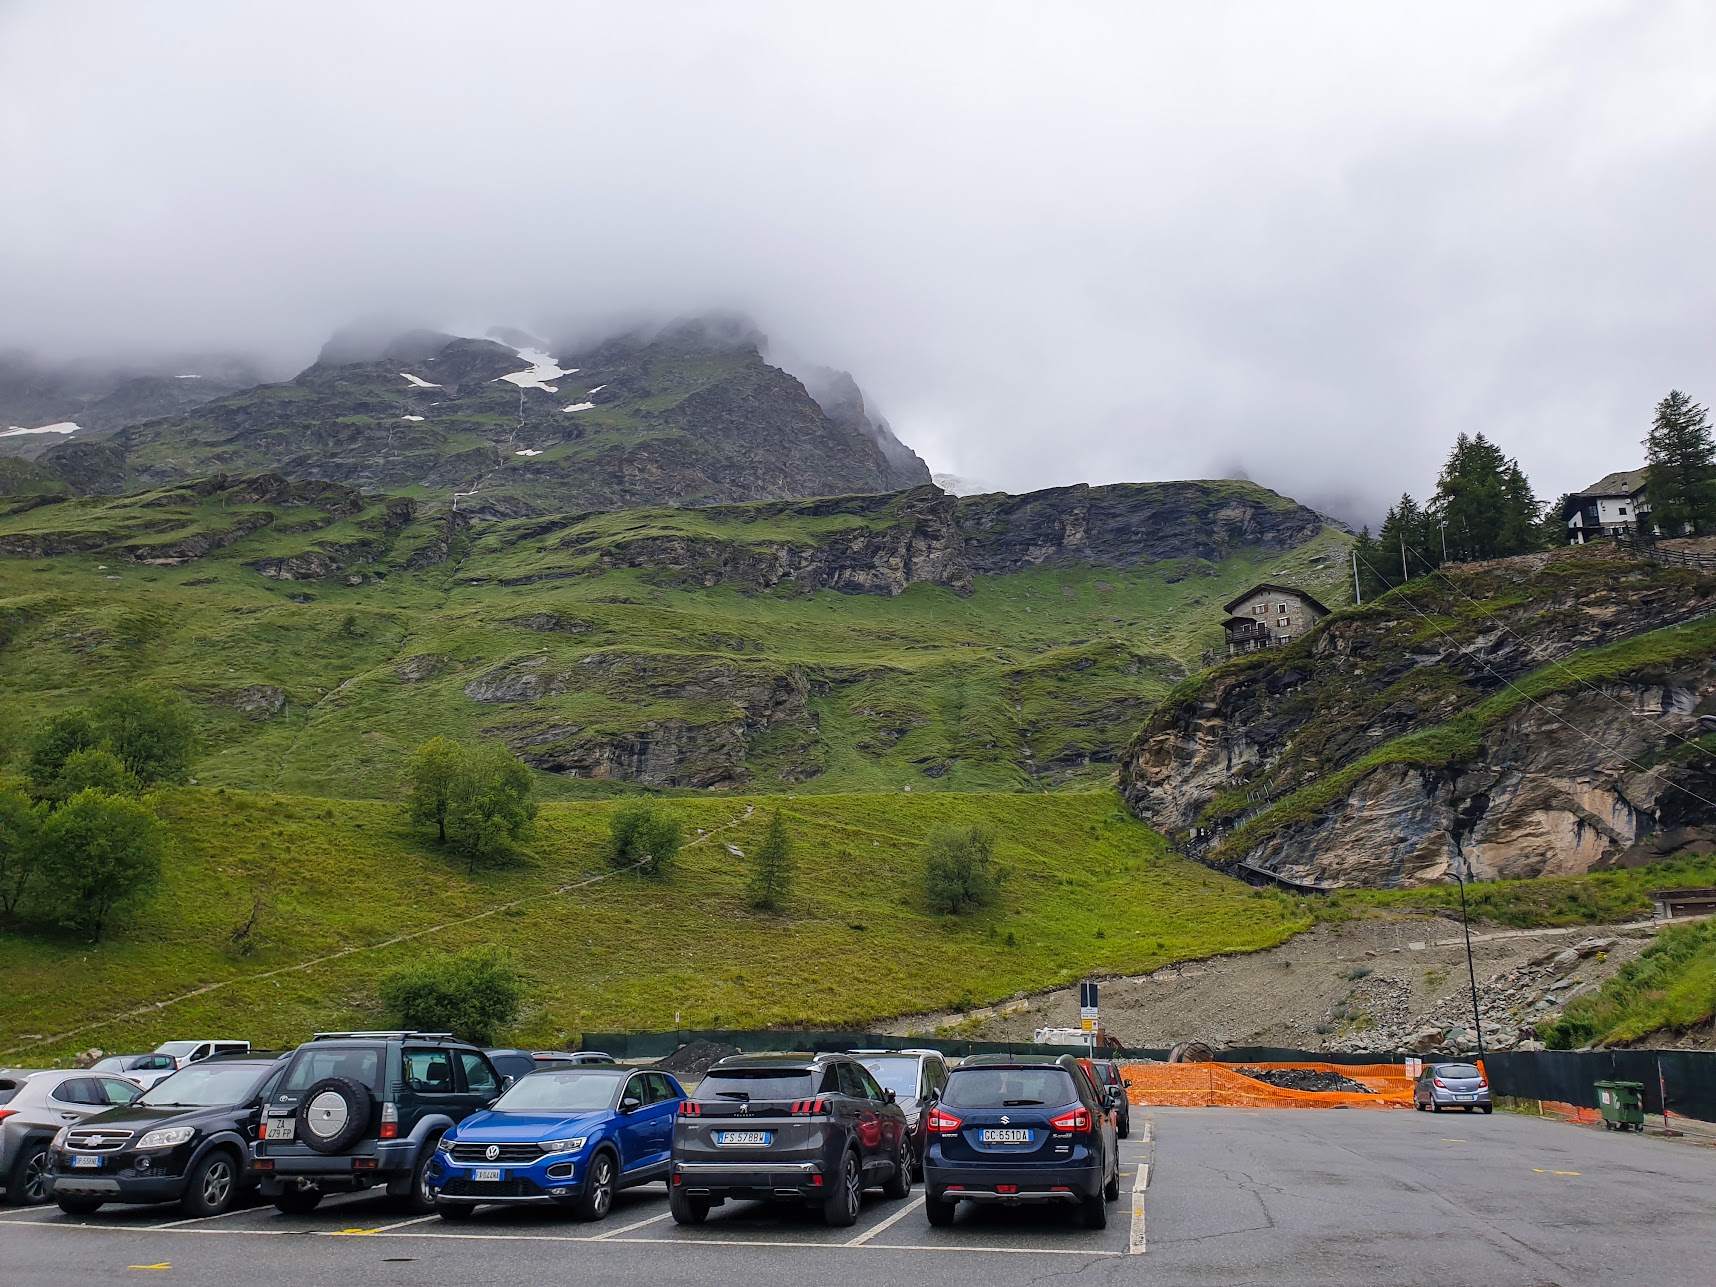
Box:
298;1076;373;1153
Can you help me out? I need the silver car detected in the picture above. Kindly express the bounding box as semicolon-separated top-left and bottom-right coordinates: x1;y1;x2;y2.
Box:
1413;1062;1493;1114
1;1070;144;1205
90;1055;181;1091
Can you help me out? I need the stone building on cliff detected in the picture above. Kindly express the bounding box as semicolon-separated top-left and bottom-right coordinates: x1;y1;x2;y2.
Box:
1219;583;1330;656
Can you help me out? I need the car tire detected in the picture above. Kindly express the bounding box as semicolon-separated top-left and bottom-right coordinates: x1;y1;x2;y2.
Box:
273;1187;324;1214
180;1149;240;1218
881;1143;912;1200
925;1193;956;1227
7;1143;51;1206
669;1186;710;1225
55;1197;104;1216
1415;1102;1426;1111
296;1076;373;1155
1117;1113;1130;1140
1081;1192;1108;1229
1103;1163;1121;1202
435;1201;476;1221
1431;1102;1442;1113
397;1136;441;1214
1481;1106;1493;1115
576;1150;617;1222
823;1150;861;1228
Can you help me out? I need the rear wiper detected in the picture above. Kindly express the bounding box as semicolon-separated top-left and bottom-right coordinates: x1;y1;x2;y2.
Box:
1002;1099;1044;1106
716;1092;751;1101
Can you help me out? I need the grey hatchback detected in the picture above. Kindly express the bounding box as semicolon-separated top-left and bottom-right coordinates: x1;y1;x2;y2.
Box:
1413;1062;1492;1113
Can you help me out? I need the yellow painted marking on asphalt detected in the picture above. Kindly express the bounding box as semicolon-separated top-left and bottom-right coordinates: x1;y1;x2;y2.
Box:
1532;1168;1581;1176
328;1227;381;1235
127;1264;171;1272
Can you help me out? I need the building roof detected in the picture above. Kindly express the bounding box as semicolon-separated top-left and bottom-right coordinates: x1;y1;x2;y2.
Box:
1576;468;1649;498
1221;583;1333;616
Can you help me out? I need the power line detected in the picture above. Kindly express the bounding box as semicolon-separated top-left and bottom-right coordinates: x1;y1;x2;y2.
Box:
1351;551;1716;817
1400;537;1716;764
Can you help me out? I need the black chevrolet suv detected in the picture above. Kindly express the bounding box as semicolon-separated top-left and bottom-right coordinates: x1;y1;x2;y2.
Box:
255;1032;506;1214
46;1054;286;1217
670;1053;911;1227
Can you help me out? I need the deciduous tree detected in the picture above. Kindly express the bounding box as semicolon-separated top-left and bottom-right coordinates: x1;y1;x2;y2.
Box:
606;805;683;878
924;825;1002;914
36;789;165;941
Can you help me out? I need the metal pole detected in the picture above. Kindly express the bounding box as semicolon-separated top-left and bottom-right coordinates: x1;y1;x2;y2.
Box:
1352;548;1362;605
1400;532;1409;583
1440;521;1448;563
1455;866;1485;1057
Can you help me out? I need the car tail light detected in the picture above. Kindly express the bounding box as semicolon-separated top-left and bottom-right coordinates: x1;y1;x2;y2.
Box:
1050;1106;1092;1133
926;1107;963;1134
679;1102;702;1117
790;1099;828;1116
0;1109;15;1123
379;1102;399;1140
1432;1078;1446;1090
996;1184;1017;1194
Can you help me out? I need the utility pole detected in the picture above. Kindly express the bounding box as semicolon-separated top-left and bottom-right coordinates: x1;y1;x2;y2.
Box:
1352;548;1362;605
1400;532;1409;584
1452;861;1485;1057
1439;521;1449;564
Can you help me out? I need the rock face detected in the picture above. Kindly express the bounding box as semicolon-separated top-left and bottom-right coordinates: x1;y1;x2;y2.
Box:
1121;545;1716;886
41;317;931;516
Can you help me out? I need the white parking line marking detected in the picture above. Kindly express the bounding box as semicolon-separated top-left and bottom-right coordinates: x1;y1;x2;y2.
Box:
1129;1163;1148;1255
590;1210;674;1240
348;1214;440;1234
844;1196;924;1245
0;1208;62;1222
154;1205;272;1229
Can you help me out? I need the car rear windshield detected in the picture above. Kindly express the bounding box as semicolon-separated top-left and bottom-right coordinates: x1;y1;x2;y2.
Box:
155;1042;199;1058
941;1067;1079;1109
141;1064;269;1108
695;1068;817;1102
1437;1064;1482;1079
859;1058;920;1098
494;1072;620;1113
91;1058;128;1073
281;1046;382;1093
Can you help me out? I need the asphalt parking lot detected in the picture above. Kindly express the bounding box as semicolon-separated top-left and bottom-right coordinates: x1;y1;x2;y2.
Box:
3;1109;1713;1286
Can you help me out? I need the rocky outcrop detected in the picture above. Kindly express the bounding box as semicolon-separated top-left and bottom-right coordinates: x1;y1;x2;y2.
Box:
1121;546;1716;886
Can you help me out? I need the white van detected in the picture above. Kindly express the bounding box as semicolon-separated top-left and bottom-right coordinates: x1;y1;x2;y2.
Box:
152;1039;251;1069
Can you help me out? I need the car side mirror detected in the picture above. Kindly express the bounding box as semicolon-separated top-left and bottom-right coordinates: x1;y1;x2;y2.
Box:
621;1096;642;1113
884;1088;896;1104
1123;1079;1132;1088
500;1076;515;1092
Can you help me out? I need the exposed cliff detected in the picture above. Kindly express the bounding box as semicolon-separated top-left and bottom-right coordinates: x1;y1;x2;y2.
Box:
1120;545;1716;887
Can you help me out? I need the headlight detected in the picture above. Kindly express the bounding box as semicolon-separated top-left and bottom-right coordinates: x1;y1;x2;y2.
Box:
544;1137;587;1154
137;1127;196;1150
435;1135;453;1153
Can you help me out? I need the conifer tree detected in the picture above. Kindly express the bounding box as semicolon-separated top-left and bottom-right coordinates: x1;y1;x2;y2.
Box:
1644;390;1716;536
747;811;792;912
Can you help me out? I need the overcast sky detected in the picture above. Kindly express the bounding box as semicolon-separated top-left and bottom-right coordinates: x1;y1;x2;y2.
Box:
3;1;1713;525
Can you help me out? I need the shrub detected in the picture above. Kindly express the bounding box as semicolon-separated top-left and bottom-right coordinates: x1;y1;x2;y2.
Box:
35;789;165;941
924;825;1002;914
0;784;45;916
24;688;194;798
606;805;683;878
378;946;524;1045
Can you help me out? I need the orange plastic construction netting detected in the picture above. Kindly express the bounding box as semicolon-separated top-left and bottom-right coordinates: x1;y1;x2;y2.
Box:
1118;1061;1417;1110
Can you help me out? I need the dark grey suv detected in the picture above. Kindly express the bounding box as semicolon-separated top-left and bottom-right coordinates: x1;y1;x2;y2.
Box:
255;1032;506;1213
669;1053;910;1227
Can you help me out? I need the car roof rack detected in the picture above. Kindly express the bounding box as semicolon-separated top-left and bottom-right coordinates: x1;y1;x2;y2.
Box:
310;1031;455;1041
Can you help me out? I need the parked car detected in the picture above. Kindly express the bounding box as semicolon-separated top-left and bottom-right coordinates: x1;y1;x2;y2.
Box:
1414;1062;1492;1114
46;1054;287;1217
154;1041;251;1070
851;1049;951;1181
669;1053;911;1227
923;1054;1120;1229
430;1066;685;1221
0;1071;143;1206
254;1031;507;1214
483;1050;616;1081
1088;1060;1133;1138
88;1054;181;1091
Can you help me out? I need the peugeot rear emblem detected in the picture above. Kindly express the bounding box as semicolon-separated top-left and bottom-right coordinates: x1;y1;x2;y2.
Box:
738;1103;750;1116
484;1144;500;1161
1000;1115;1010;1125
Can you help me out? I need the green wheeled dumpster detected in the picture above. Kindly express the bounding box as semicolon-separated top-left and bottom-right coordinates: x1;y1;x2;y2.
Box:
1595;1080;1645;1132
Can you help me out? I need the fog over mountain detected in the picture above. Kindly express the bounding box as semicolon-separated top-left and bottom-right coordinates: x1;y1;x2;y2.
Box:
3;2;1715;527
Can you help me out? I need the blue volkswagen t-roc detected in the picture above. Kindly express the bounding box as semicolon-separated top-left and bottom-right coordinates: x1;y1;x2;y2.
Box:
428;1066;685;1221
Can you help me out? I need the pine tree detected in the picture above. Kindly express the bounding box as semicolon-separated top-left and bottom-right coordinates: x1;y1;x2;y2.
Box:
1376;494;1437;587
1429;432;1541;561
748;811;792;912
1350;527;1387;601
1644;390;1716;536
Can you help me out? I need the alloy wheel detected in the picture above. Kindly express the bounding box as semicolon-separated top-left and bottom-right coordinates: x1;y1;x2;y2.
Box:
202;1158;233;1209
591;1157;614;1217
844;1159;861;1218
21;1149;49;1203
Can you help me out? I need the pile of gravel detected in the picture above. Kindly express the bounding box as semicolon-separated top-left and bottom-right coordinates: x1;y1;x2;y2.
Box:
1235;1066;1375;1095
652;1041;741;1079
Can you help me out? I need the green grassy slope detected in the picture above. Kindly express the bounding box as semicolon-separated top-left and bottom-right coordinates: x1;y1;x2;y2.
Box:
1545;918;1716;1047
0;789;1307;1061
0;480;1351;798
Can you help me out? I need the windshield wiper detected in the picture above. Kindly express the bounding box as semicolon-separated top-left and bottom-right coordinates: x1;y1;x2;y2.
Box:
1001;1099;1044;1106
716;1091;751;1101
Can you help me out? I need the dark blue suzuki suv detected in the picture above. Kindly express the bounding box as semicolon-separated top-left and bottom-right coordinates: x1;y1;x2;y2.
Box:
922;1054;1119;1228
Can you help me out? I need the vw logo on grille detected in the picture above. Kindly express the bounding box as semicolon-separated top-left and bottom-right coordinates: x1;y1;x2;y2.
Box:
999;1115;1010;1125
484;1145;500;1161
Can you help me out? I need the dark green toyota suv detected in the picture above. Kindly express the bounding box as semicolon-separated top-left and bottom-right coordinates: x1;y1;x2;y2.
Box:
254;1032;506;1213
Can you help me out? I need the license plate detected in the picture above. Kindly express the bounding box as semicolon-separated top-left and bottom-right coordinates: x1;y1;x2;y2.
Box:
981;1128;1033;1144
1457;1094;1473;1101
266;1118;295;1141
70;1155;103;1168
473;1169;503;1183
714;1130;770;1146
